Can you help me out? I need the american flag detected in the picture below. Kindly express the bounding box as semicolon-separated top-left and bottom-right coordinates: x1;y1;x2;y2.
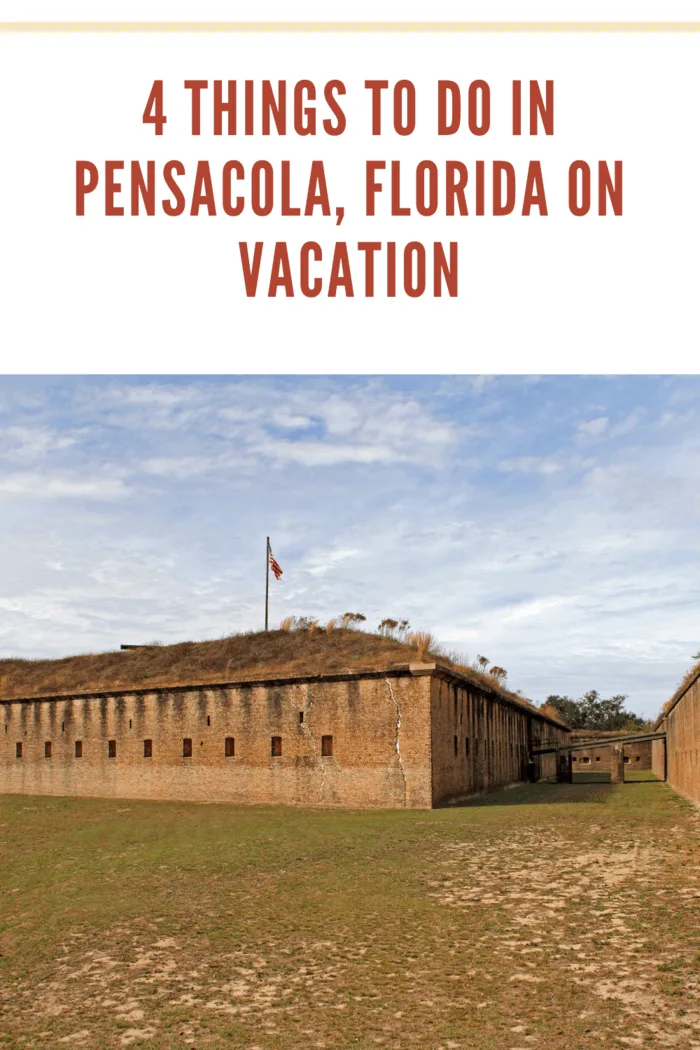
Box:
269;550;283;580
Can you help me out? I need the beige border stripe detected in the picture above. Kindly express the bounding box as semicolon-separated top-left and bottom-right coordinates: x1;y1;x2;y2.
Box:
0;21;700;32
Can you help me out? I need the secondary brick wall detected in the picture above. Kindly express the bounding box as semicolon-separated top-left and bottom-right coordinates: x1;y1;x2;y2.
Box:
570;736;652;773
429;672;568;806
659;672;700;805
0;671;433;809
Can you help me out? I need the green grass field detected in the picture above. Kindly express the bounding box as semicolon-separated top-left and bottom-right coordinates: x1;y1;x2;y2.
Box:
2;781;699;1049
572;769;659;784
624;769;661;782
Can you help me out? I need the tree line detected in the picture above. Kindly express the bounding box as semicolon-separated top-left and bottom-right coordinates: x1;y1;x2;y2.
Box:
544;690;652;732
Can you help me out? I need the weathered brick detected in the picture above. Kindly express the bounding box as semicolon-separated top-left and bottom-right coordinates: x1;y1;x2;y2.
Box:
0;665;568;809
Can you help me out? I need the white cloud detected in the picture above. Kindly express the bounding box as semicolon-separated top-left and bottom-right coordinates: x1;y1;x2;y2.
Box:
498;455;566;475
0;473;130;500
141;456;215;479
0;426;77;459
304;547;362;577
658;409;694;428
499;596;575;624
576;416;609;440
254;438;406;467
611;408;645;437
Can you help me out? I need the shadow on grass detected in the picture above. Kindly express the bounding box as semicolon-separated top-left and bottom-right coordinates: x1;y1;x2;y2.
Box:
453;781;614;807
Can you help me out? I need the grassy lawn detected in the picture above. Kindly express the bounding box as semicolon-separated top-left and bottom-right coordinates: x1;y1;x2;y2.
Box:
2;782;700;1049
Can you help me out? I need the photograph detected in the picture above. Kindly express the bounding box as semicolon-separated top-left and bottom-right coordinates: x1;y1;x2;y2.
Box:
1;373;699;1048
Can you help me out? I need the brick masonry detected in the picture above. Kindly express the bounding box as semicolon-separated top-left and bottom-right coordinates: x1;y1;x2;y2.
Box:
0;664;569;809
569;732;652;773
655;671;700;805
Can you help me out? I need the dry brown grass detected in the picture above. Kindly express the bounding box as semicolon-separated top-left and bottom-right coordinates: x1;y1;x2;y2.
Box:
0;629;413;700
0;627;563;724
406;630;436;661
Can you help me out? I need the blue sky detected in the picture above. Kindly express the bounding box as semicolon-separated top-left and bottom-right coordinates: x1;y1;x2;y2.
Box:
1;375;698;718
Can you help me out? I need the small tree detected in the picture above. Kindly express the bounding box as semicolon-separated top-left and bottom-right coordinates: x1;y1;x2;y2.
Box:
342;612;366;630
378;618;399;638
476;655;489;670
488;665;507;684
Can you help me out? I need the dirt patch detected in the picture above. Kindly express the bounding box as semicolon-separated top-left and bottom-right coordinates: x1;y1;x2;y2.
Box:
430;826;700;1047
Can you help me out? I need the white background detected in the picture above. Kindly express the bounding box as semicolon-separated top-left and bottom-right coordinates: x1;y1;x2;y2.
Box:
0;3;698;372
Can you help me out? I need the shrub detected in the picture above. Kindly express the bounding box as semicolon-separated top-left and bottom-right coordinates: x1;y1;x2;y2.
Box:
407;631;436;661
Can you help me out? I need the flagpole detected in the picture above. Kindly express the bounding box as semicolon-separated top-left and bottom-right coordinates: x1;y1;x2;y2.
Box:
265;536;270;631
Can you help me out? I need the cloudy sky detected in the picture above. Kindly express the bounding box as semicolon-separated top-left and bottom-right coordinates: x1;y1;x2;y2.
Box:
1;375;698;718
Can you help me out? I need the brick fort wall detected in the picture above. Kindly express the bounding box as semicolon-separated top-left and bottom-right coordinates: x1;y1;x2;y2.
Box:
428;670;568;806
657;671;700;805
0;670;433;809
0;665;569;809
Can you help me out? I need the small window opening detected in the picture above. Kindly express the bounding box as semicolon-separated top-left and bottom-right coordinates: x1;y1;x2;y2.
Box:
207;715;211;726
595;756;600;762
299;711;304;724
635;755;640;762
16;741;22;758
129;719;132;729
183;738;193;758
453;696;457;720
321;735;333;757
572;756;577;762
465;737;470;757
624;756;630;763
61;721;65;732
225;736;235;757
453;734;458;757
271;736;282;757
108;740;117;758
144;739;152;758
582;756;590;764
45;741;52;758
4;724;7;734
75;740;83;758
